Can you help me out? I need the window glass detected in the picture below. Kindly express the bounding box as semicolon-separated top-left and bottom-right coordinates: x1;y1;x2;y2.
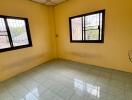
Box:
7;19;29;46
0;36;10;49
71;17;82;40
69;10;105;43
0;18;10;49
0;15;32;52
85;13;100;40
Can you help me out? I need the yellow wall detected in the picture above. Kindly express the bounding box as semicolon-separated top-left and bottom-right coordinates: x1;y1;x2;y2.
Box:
54;0;132;73
0;0;56;81
0;0;132;81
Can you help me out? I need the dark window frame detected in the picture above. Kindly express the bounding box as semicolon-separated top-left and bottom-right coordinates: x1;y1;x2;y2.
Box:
0;15;32;53
69;10;105;43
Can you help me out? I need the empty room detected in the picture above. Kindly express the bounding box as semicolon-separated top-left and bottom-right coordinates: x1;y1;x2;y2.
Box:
0;0;132;100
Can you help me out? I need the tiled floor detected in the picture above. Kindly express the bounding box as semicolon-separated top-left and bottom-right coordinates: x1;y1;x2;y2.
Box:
0;59;132;100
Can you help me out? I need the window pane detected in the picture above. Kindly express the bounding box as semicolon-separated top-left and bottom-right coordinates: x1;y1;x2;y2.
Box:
0;18;10;49
99;13;103;40
85;13;101;40
0;36;11;49
0;18;7;35
86;30;99;40
71;17;82;40
85;14;99;27
7;19;29;46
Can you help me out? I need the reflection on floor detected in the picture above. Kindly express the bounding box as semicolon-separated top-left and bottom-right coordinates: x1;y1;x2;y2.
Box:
0;59;132;100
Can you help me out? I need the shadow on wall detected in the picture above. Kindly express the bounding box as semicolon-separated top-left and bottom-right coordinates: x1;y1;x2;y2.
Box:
0;54;52;81
128;50;132;63
69;51;102;58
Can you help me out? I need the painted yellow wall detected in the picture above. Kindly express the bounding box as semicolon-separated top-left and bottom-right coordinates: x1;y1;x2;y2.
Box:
54;0;132;73
0;0;56;81
0;0;132;81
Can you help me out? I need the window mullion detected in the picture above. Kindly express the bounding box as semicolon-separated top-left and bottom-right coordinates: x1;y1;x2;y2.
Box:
81;17;83;41
82;16;85;41
4;18;13;47
98;13;101;40
84;16;86;41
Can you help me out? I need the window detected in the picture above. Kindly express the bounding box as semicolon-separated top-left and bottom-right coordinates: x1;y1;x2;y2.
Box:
0;15;32;52
69;10;105;43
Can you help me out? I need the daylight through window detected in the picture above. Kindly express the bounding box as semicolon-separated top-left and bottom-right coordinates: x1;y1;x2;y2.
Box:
69;10;105;43
0;15;32;52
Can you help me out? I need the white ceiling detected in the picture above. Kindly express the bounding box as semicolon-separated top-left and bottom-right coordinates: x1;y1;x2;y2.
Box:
32;0;67;5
